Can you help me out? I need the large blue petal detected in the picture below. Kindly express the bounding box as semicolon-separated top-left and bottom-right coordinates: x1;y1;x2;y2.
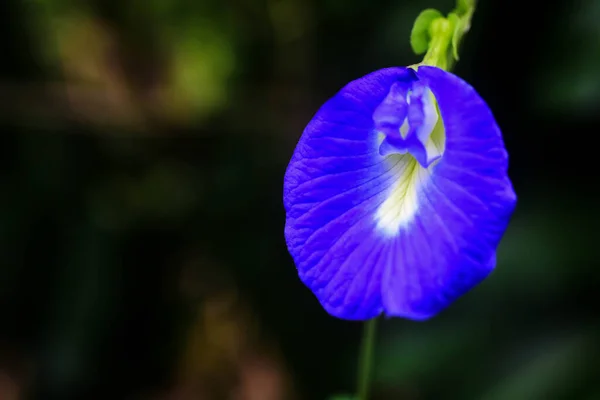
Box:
283;66;516;320
284;68;411;319
380;66;516;319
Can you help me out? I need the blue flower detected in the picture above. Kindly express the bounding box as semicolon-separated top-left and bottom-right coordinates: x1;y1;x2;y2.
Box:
283;66;516;321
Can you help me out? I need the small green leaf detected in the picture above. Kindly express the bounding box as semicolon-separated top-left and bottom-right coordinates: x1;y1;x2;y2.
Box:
457;0;476;14
410;8;443;55
448;10;473;62
448;12;461;60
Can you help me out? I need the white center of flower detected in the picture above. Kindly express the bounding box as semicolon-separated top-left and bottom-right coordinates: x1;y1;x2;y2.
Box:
372;80;446;235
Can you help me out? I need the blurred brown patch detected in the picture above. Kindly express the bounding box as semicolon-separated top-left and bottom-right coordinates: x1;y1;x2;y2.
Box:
0;344;31;400
232;353;290;400
148;255;295;400
54;13;147;129
0;372;20;400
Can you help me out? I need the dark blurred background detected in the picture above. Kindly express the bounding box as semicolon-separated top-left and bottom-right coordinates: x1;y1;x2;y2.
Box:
0;0;599;399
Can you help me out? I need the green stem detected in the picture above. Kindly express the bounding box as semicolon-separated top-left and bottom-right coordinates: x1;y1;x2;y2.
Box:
421;17;453;70
356;317;378;400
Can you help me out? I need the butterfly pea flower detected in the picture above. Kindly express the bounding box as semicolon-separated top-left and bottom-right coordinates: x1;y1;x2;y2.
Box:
283;66;516;321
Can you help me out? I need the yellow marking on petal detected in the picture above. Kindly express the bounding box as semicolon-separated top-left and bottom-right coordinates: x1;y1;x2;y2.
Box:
374;91;444;236
375;156;428;236
373;83;446;236
400;118;410;138
429;98;446;157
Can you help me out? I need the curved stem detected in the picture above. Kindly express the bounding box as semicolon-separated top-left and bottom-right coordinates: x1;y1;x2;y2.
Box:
356;317;378;400
421;17;453;70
